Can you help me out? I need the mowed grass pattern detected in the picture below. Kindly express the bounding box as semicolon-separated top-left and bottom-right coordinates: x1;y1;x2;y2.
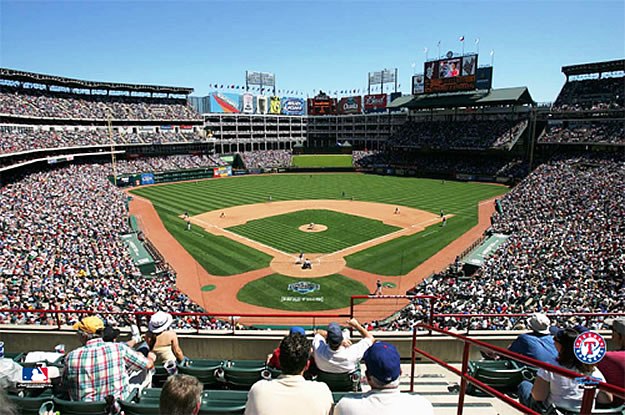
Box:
227;210;400;253
131;174;508;275
237;273;370;311
291;155;353;168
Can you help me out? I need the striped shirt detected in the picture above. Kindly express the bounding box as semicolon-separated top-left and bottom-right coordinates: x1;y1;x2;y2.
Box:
64;338;149;401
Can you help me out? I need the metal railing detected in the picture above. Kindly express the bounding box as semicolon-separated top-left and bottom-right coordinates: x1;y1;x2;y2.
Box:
410;323;625;415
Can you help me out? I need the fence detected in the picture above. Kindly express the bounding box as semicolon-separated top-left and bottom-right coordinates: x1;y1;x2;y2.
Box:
410;323;625;415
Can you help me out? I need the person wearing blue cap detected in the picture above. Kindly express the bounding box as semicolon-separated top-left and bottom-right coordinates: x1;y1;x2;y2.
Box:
334;342;433;414
313;318;374;374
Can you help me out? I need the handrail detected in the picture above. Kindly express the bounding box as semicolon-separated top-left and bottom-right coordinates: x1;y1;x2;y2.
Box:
411;323;625;415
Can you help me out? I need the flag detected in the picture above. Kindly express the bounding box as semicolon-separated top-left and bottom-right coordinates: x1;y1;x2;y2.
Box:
437;40;441;46
459;36;464;42
475;38;480;45
424;47;428;53
490;50;494;56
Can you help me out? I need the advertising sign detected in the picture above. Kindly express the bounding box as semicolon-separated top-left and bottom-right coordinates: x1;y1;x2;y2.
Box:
242;93;254;113
424;54;478;94
281;97;306;115
412;74;425;95
209;93;241;113
269;96;281;114
140;173;155;185
337;96;362;114
246;71;275;87
369;69;396;84
213;166;232;178
476;66;493;90
363;94;388;112
256;96;268;114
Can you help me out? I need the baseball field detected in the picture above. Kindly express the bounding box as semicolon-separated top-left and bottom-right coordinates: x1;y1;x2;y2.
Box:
129;173;507;314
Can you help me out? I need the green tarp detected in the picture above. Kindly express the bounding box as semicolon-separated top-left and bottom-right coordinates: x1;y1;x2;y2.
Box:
463;233;510;267
121;233;156;275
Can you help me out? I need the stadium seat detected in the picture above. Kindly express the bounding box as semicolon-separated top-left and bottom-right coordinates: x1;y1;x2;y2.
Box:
52;396;108;415
7;391;53;415
544;404;625;415
332;391;360;403
200;390;247;414
314;368;361;392
178;359;224;389
151;365;170;388
221;360;272;389
466;359;530;396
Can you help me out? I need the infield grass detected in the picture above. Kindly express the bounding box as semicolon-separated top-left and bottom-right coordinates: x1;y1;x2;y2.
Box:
237;273;369;311
130;174;507;276
227;209;400;253
291;155;353;168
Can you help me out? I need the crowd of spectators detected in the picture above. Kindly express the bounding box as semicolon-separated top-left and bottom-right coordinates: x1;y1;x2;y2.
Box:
388;119;528;150
0;127;207;154
114;154;227;174
390;155;624;331
353;150;528;179
0;86;201;120
240;150;292;169
539;121;625;144
0;163;218;329
552;77;624;112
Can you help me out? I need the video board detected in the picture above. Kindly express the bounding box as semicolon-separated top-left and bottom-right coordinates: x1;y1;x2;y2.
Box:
424;54;478;93
307;94;337;115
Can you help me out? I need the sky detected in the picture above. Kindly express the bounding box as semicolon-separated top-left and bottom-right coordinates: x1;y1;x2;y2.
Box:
0;0;623;102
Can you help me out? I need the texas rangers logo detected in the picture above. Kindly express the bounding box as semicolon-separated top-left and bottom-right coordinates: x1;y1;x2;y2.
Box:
574;331;606;364
288;281;320;295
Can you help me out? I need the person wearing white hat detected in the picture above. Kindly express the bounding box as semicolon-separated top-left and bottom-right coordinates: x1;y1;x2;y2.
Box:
508;312;558;365
146;311;186;368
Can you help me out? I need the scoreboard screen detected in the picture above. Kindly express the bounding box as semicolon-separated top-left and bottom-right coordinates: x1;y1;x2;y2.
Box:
424;54;478;93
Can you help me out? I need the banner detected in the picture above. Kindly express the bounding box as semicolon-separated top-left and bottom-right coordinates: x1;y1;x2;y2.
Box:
140;173;155;185
160;125;173;130
213;166;232;178
363;94;387;112
242;93;254;113
269;96;281;114
281;97;306;115
209;93;241;113
256;96;268;114
180;125;193;130
337;96;362;114
412;74;425;95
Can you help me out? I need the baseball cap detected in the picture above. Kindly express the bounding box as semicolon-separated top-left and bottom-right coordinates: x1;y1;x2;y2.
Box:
289;326;305;336
327;323;343;347
73;316;105;334
102;325;121;342
364;342;401;383
527;313;551;334
550;325;589;343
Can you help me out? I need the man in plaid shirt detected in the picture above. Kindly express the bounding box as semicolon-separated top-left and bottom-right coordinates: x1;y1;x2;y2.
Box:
64;316;155;401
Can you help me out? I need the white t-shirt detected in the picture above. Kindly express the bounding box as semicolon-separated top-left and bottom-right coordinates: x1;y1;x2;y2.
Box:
537;365;606;410
334;389;434;415
244;374;333;415
313;333;373;373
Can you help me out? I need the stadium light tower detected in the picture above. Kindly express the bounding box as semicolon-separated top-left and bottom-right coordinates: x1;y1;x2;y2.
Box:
106;109;118;186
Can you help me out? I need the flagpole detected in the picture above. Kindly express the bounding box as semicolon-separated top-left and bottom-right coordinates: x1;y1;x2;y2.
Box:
461;36;465;56
424;47;428;62
476;38;480;55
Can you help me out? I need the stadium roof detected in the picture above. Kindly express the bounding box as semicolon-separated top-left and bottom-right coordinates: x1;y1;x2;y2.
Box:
388;87;534;110
562;59;625;76
0;68;194;95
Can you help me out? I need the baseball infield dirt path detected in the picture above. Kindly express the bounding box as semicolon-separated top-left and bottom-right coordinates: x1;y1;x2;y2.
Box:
128;194;497;323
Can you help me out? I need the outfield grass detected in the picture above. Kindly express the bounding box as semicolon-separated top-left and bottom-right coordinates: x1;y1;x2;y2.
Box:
131;174;507;275
227;209;400;253
236;273;370;311
291;155;353;168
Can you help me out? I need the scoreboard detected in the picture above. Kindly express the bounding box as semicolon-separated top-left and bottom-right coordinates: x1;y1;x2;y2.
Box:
423;54;478;94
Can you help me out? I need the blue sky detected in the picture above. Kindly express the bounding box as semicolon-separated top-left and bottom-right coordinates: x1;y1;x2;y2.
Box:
0;0;623;102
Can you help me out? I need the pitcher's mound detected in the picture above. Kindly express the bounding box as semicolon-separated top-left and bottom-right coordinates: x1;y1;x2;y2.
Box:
298;224;328;233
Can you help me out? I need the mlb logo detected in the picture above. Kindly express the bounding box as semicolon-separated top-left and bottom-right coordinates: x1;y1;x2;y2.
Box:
574;331;606;365
22;367;49;382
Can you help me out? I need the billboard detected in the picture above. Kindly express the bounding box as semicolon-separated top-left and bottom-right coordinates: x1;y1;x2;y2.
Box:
209;93;241;113
281;97;306;115
308;93;337;115
242;93;254;113
476;66;494;90
269;96;281;114
213;166;232;178
363;94;388;113
246;71;275;87
412;74;425;95
337;96;362;114
424;54;478;93
369;69;396;84
256;96;268;114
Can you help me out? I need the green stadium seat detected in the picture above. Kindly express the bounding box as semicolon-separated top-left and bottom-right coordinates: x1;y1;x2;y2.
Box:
151;365;170;388
315;369;361;392
466;359;531;396
221;360;271;389
332;391;360;403
7;391;54;415
52;396;108;415
119;400;160;415
178;359;224;388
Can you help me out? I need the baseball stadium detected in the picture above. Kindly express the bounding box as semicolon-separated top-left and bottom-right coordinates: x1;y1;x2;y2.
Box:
1;3;624;414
